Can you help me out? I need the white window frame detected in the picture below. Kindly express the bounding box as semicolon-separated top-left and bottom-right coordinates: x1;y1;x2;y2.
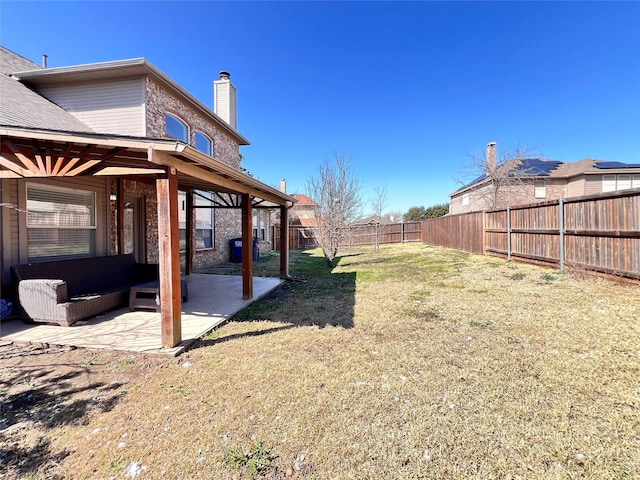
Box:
603;174;640;193
178;190;187;253
602;175;617;193
194;130;213;156
534;179;546;199
617;175;632;191
194;191;214;250
166;113;189;142
26;183;97;262
462;194;469;206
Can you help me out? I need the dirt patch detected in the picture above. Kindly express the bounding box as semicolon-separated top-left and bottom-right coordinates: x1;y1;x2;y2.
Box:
0;340;169;479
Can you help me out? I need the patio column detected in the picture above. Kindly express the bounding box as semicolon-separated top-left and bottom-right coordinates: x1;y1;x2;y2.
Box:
116;178;124;254
241;192;253;299
280;205;289;279
156;164;182;348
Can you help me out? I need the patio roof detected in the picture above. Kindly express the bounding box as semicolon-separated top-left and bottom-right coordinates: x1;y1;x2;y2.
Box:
0;125;296;206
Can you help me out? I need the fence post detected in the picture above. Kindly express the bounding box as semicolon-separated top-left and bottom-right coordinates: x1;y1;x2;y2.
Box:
401;222;404;244
559;198;565;272
507;206;511;261
482;211;487;255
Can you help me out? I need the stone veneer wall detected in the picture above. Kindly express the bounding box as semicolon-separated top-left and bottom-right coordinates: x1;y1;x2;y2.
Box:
107;77;248;268
145;78;241;168
108;179;159;264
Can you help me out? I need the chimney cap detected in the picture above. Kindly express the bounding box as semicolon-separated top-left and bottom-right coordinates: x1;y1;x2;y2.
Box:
487;141;497;147
219;71;231;80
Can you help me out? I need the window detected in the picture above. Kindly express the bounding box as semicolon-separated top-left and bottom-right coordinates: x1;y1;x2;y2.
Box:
603;174;640;192
462;194;469;206
194;131;213;156
166;113;189;142
26;183;96;261
194;191;214;250
177;190;215;252
602;175;617;193
534;180;546;199
178;191;187;252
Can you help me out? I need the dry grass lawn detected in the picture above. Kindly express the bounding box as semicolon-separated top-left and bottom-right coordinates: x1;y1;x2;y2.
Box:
3;244;639;479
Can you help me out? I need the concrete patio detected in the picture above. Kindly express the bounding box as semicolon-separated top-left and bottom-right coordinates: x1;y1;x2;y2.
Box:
0;274;283;356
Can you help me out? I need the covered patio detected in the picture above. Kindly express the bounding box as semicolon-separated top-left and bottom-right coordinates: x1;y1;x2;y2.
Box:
0;273;282;355
1;126;295;350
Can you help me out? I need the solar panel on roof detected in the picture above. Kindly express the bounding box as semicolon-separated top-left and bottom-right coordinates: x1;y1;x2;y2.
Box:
595;161;640;169
511;159;562;176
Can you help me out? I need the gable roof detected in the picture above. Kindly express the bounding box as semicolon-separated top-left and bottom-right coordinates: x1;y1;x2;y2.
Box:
452;157;640;196
1;47;95;133
292;193;317;206
9;54;250;146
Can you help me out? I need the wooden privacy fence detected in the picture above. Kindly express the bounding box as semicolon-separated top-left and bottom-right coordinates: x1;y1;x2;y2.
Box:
274;222;423;251
421;190;640;280
345;222;422;247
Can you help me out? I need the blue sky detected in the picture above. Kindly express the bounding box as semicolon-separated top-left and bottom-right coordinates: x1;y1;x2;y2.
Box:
2;1;639;215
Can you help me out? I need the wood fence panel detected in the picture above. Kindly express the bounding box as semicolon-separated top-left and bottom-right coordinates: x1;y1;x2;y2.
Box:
509;203;561;264
421;212;484;254
485;210;507;255
423;190;639;280
563;192;640;276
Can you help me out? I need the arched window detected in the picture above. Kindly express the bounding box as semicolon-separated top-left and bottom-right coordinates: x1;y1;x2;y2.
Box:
165;113;189;142
194;131;213;156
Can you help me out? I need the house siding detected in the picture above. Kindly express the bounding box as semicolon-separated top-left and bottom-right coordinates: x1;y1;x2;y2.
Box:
1;179;20;285
585;175;603;195
39;78;146;136
567;177;586;197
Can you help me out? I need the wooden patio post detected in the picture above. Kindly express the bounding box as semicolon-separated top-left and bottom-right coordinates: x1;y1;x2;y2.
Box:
280;205;289;279
241;193;253;299
156;164;182;348
185;191;194;275
116;178;124;254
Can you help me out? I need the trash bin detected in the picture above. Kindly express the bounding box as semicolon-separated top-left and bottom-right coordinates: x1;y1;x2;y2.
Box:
229;238;242;263
228;238;260;263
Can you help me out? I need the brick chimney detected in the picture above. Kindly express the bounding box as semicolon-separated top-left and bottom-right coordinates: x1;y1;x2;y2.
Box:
214;71;237;130
486;142;497;174
279;179;287;193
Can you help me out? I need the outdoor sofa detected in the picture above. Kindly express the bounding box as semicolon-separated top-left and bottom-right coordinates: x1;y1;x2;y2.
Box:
10;254;159;326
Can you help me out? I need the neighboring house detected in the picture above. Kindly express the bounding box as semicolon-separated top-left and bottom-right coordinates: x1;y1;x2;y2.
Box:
0;46;295;347
289;193;320;249
353;215;392;226
450;142;640;214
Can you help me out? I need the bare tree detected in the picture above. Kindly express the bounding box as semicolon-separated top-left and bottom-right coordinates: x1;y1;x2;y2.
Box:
370;185;388;253
457;142;540;210
306;153;363;267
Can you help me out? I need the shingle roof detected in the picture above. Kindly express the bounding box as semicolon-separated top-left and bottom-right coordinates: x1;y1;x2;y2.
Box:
0;46;41;74
0;48;94;133
292;194;317;205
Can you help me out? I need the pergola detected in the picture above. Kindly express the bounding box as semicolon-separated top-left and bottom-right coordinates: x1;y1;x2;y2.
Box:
0;126;295;348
